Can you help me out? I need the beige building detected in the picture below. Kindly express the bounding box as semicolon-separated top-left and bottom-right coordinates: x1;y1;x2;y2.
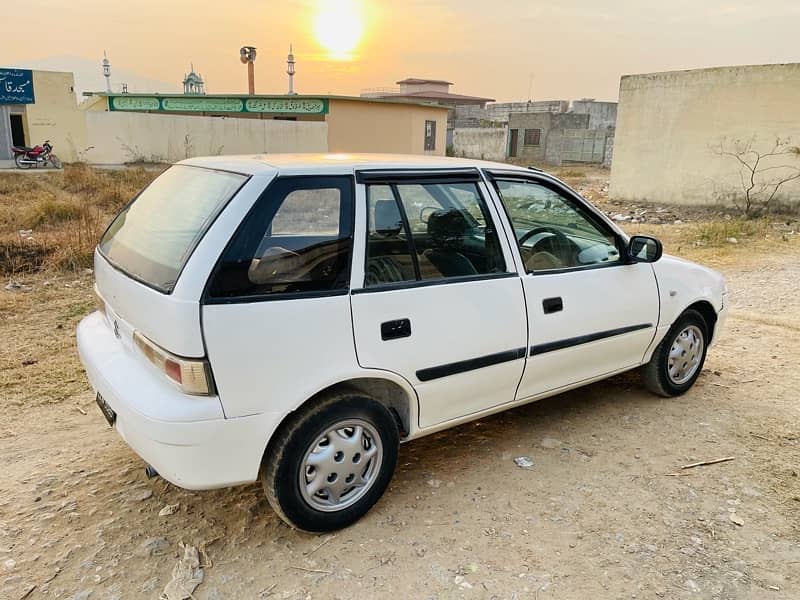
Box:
81;93;448;163
610;64;800;208
1;69;87;162
2;71;448;164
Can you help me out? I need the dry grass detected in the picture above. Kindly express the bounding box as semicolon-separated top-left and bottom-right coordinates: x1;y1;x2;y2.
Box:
0;165;160;276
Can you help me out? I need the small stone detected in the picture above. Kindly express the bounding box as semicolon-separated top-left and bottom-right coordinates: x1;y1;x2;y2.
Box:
159;503;180;517
730;514;744;527
127;488;153;502
540;438;561;449
3;559;15;570
426;479;441;488
685;579;699;593
141;577;159;592
513;456;534;469
727;237;738;244
73;591;92;600
138;537;169;557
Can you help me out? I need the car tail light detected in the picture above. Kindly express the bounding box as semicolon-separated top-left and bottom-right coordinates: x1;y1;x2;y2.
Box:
133;331;215;395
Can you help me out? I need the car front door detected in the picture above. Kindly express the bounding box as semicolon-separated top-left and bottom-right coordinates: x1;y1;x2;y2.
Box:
350;170;528;429
487;172;659;400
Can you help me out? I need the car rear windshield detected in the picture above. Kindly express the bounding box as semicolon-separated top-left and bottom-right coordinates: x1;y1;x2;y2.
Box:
98;165;247;293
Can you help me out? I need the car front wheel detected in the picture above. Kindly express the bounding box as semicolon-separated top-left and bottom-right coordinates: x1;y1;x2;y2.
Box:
641;309;709;397
261;391;399;532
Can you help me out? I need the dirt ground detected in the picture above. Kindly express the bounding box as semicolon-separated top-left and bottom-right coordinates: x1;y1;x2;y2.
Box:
2;173;800;599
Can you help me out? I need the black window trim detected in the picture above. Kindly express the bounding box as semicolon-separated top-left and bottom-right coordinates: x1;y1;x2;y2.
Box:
201;174;356;305
98;164;252;295
351;271;518;295
389;183;422;281
360;174;516;292
356;168;481;185
482;168;629;276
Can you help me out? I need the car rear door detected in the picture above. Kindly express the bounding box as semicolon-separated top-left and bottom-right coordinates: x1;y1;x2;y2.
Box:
349;169;528;429
486;171;659;400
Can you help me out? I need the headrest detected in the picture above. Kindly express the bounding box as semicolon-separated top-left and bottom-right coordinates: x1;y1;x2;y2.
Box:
427;209;468;245
373;200;402;236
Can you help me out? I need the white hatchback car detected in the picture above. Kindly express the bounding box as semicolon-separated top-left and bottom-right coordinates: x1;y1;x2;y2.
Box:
78;154;727;531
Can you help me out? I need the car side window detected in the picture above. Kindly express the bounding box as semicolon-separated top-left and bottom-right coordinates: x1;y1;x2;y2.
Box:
364;181;506;287
208;176;354;299
493;179;621;273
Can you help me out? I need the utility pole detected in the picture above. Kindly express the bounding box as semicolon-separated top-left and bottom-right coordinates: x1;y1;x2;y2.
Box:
239;46;257;94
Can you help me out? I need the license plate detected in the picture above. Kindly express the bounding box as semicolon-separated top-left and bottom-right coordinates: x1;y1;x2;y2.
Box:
96;393;116;427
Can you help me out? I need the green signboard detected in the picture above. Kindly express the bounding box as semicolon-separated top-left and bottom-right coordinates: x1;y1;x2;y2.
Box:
108;95;329;115
110;96;160;111
162;97;244;112
244;98;326;114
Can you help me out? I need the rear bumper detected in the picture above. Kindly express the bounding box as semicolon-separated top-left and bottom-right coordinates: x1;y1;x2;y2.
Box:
77;311;281;490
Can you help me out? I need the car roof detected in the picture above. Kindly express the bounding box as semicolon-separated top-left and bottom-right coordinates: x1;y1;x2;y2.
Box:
178;153;531;177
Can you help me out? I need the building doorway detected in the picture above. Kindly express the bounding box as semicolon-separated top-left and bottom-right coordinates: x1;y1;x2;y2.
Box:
508;129;518;158
10;114;26;147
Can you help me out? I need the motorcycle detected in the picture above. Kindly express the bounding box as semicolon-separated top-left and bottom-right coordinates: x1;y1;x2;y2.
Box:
11;140;63;169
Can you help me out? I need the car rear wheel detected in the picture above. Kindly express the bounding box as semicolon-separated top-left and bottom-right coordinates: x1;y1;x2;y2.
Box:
261;390;399;532
641;309;709;397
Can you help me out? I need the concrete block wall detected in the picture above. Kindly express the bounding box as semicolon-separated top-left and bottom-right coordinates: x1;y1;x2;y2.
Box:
571;100;618;129
611;63;800;207
451;127;508;162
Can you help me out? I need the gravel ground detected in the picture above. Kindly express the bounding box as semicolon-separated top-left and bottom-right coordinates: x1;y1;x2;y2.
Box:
1;255;799;600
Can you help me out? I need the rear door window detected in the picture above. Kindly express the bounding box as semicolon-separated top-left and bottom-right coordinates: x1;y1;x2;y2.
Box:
364;181;506;287
99;165;247;293
207;176;354;300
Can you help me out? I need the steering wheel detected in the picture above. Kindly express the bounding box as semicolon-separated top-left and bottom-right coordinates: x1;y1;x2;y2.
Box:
518;226;577;267
518;226;569;247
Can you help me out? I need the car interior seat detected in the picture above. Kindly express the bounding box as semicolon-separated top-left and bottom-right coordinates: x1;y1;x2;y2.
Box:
423;209;478;278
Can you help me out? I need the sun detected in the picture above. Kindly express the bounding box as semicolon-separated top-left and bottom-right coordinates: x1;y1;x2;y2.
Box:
314;0;364;59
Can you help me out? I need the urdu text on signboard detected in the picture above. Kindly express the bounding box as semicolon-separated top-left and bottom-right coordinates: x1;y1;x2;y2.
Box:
0;69;35;104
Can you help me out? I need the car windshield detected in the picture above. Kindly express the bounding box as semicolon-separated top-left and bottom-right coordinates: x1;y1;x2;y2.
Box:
98;165;247;293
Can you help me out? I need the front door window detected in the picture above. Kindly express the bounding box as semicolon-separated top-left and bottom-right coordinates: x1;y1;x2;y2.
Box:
493;179;621;273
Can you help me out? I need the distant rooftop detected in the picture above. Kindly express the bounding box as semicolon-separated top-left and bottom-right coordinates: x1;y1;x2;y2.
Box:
396;78;454;86
384;90;495;104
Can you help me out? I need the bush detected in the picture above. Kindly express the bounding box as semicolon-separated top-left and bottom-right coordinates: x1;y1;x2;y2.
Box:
694;218;766;246
0;165;159;274
24;198;84;228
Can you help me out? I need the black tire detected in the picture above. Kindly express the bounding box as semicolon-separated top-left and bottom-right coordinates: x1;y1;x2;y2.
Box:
14;155;31;169
49;155;63;169
261;391;399;532
641;308;709;397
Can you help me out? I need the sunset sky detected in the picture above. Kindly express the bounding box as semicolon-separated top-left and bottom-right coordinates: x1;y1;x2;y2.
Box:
4;0;800;101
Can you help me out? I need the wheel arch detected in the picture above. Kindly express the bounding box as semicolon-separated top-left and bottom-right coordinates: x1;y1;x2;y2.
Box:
685;299;718;343
259;371;418;468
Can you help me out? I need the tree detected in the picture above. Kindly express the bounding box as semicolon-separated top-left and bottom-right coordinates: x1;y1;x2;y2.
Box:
710;136;800;217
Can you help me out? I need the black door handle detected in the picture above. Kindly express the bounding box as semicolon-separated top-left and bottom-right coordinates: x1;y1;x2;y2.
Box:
542;297;563;314
381;318;411;340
